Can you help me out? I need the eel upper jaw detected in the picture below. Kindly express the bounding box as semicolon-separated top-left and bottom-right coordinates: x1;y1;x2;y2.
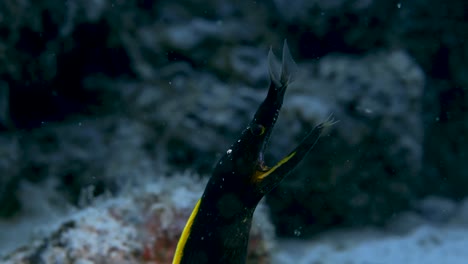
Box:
218;41;297;181
251;89;285;173
252;40;296;174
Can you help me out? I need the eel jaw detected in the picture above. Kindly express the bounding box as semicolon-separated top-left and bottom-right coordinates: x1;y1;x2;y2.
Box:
251;40;297;174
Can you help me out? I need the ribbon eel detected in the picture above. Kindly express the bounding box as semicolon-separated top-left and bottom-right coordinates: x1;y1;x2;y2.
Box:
172;41;336;264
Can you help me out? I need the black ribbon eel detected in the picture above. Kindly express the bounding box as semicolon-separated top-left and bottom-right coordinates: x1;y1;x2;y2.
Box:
172;40;336;264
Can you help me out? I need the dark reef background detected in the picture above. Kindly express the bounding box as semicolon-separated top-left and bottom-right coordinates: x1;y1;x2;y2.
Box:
0;0;467;239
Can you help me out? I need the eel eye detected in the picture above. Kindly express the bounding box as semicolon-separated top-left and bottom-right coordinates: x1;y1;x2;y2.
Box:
250;124;265;136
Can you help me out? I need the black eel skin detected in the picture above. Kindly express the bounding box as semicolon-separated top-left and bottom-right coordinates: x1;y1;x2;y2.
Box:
173;41;335;264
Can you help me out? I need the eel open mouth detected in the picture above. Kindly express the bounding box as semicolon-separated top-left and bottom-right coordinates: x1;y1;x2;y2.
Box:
257;150;269;172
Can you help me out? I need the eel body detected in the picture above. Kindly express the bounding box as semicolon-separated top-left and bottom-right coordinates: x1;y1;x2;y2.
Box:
172;41;335;264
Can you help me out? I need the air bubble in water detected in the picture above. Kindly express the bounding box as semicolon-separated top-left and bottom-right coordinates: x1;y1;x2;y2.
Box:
293;229;302;236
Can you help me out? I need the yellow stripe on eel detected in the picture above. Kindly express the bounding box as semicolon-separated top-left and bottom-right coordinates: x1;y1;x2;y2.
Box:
253;151;296;181
172;199;201;264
